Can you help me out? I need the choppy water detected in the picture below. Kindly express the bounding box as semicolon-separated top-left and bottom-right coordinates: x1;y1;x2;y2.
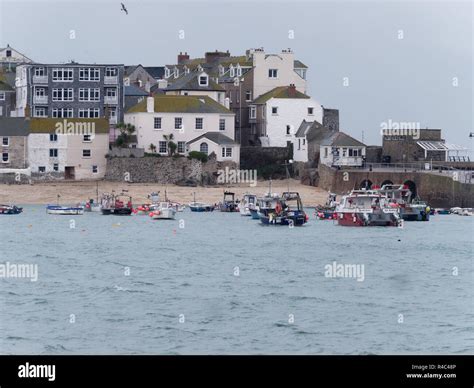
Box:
0;206;472;354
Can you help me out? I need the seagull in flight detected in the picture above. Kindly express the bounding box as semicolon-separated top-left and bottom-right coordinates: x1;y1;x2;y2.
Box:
121;3;128;15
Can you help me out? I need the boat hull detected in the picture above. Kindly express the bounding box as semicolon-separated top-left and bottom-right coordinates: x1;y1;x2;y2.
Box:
150;208;176;220
260;211;307;226
47;206;84;215
336;211;399;227
0;206;23;215
249;208;260;219
190;206;213;212
101;208;132;216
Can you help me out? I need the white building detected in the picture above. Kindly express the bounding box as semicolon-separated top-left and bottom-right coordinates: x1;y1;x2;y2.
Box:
250;85;323;147
28;118;109;180
319;132;366;167
125;95;239;163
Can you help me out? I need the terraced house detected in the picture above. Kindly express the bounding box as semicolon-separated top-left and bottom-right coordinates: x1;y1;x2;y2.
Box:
125;95;239;164
14;62;124;125
163;48;309;145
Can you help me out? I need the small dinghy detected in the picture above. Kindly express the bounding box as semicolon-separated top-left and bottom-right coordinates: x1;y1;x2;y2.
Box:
149;202;176;220
46;205;84;215
0;204;23;215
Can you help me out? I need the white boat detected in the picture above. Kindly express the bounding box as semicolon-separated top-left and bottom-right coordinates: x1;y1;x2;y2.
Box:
149;202;176;220
461;208;473;216
239;193;257;216
46;205;84;215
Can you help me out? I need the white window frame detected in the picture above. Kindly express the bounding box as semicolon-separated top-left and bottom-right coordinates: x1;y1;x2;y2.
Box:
0;92;5;101
2;152;9;163
308;107;314;115
78;108;100;118
250;106;256;119
154;117;162;130
219;118;226;131
221;147;232;158
158;141;167;154
92;165;98;173
52;68;74;82
52;88;74;102
200;142;208;155
245;90;252;102
198;75;208;86
79;68;100;82
175;117;183;130
52;108;73;118
195;117;203;130
105;67;118;77
34;67;46;77
49;148;58;158
177;141;186;154
82;149;92;158
49;133;58;142
83;134;92;142
268;69;278;79
272;107;278;115
2;137;9;146
79;88;100;102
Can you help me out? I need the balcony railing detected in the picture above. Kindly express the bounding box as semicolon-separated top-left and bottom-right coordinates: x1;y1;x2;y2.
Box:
33;75;48;84
104;76;118;85
33;95;48;104
109;116;118;124
104;96;118;104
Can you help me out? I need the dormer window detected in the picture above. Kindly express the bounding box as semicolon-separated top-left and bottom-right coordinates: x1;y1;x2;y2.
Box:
219;66;224;76
165;68;171;78
199;74;209;87
185;66;190;74
236;65;242;77
229;65;235;78
198;65;203;72
174;68;179;78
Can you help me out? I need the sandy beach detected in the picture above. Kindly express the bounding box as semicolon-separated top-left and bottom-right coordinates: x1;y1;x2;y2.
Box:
0;179;328;207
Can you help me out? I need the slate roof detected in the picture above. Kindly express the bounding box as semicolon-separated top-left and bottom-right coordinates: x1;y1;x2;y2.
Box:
0;72;16;88
294;60;308;69
253;86;310;104
295;120;313;137
125;85;148;96
144;66;165;79
187;132;238;145
0;118;30;136
165;71;224;92
29;118;110;134
0;80;14;91
320;131;366;147
127;95;233;114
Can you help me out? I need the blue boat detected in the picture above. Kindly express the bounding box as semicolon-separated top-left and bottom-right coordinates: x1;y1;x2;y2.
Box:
0;204;23;215
189;193;214;212
260;192;308;226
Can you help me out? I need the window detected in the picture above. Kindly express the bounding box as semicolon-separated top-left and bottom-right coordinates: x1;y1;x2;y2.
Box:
53;163;59;172
50;134;58;142
6;50;11;57
105;67;118;77
268;69;278;78
79;68;100;81
175;117;182;130
324;148;328;158
105;88;117;97
2;137;9;146
0;92;5;101
79;108;100;118
83;134;92;142
154;117;162;129
39;166;46;173
219;119;226;131
159;141;167;154
342;148;347;157
82;149;91;158
52;68;73;81
200;142;208;154
34;88;46;96
79;88;100;102
229;67;235;77
286;125;291;135
236;66;242;77
34;67;46;76
298;139;301;150
221;147;232;158
250;106;256;119
52;88;74;102
1;152;7;162
0;106;3;116
177;141;186;154
52;108;73;118
228;91;233;103
34;107;47;117
308;107;314;115
199;75;208;86
92;165;98;173
195;118;203;130
245;90;252;101
49;148;58;158
165;68;170;78
272;107;278;115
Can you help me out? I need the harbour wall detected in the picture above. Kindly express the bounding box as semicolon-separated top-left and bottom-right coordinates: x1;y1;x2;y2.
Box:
317;164;474;207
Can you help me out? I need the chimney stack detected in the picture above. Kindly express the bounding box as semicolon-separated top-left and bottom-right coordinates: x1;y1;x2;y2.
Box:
177;51;189;64
146;95;154;113
288;84;296;97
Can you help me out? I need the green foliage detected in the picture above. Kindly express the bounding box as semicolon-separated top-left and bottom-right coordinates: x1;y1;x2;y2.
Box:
188;151;208;163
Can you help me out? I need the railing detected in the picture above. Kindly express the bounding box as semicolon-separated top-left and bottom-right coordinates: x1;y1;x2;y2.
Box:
109;116;118;124
32;75;48;84
104;76;118;85
333;156;363;166
33;95;48;104
104;96;118;104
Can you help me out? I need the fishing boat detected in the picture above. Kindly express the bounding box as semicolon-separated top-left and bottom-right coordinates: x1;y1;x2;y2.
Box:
450;207;462;215
101;192;133;215
0;204;23;215
149;202;176;220
315;193;338;220
260;192;308;226
239;193;257;216
335;190;401;227
219;191;239;212
377;184;430;221
133;192;160;215
46;205;84;215
460;208;474;216
251;194;280;220
189;192;214;212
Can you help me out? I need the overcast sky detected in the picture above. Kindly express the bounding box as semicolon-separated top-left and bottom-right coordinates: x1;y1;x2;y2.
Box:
0;0;472;148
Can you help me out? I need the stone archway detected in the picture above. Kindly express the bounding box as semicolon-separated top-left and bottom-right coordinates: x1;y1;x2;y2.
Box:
403;180;417;200
381;179;394;187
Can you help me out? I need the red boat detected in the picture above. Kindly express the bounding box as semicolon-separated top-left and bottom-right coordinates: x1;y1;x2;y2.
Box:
335;190;402;227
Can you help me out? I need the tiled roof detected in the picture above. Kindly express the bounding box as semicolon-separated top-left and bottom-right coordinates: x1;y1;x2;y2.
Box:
0;118;30;136
253;86;310;104
187;132;238;146
126;95;233;114
165;71;224;92
320;131;366;147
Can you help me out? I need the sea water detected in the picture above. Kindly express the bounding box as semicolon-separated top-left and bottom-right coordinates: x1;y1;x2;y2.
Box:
0;206;472;354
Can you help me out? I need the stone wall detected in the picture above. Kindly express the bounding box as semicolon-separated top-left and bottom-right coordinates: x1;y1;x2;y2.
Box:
109;147;145;158
317;164;474;207
104;154;237;185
